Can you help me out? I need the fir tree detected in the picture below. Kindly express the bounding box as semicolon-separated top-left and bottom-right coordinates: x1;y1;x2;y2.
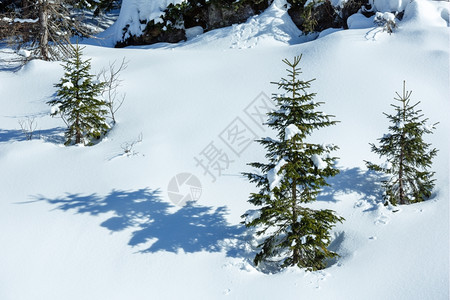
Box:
48;44;109;145
366;81;438;205
242;55;344;271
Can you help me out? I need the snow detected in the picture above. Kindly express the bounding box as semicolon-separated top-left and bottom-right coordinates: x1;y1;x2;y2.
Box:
300;235;307;244
402;0;449;28
376;11;396;23
62;81;74;89
107;0;186;43
380;161;392;170
284;124;301;140
347;13;375;29
370;0;408;13
0;0;449;299
50;103;62;115
396;121;405;129
244;209;261;225
77;78;86;86
267;158;288;191
311;154;328;169
1;17;38;23
318;27;343;38
17;49;31;58
100;0;304;47
185;26;204;40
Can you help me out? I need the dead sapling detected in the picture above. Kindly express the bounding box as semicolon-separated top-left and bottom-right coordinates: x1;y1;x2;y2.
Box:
18;117;38;140
121;133;143;157
98;58;128;125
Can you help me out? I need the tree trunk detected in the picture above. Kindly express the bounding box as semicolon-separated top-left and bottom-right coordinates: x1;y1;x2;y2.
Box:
291;66;300;265
399;150;405;204
292;179;299;265
75;114;81;144
399;93;407;205
38;0;49;61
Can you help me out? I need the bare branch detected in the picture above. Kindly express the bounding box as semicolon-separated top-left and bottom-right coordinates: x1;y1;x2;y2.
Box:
121;133;143;157
100;58;128;124
18;117;38;140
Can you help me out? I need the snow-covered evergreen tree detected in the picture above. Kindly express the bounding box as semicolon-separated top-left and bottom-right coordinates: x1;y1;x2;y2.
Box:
48;44;109;145
242;55;344;271
366;81;438;205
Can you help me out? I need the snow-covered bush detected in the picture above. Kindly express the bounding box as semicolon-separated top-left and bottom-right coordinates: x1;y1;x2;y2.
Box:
374;11;397;33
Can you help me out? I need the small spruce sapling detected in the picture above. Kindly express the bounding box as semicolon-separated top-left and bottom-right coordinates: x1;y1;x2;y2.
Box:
242;55;344;271
48;44;109;145
366;81;438;205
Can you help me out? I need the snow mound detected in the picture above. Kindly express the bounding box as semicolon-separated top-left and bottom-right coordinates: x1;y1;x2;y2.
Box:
402;0;449;28
318;27;343;38
370;0;408;13
185;26;204;40
228;1;303;48
181;0;302;49
348;0;449;31
347;13;375;29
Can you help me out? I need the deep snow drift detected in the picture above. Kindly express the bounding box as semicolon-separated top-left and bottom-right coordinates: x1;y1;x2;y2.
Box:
0;0;449;299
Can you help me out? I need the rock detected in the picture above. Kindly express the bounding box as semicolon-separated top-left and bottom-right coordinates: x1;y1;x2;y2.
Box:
288;0;342;33
207;2;255;29
340;0;371;29
116;27;186;48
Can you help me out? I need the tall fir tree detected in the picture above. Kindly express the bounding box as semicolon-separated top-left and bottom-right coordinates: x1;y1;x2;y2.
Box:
48;44;109;145
242;55;344;271
366;81;438;205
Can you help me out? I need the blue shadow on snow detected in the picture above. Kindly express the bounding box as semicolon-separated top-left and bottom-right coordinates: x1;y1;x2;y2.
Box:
0;127;65;144
318;167;386;211
31;188;245;255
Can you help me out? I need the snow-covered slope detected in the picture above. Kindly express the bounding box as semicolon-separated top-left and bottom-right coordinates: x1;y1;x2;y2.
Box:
0;1;449;299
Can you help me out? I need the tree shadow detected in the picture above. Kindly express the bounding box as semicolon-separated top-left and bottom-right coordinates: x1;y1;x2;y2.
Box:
0;48;25;72
0;127;65;144
318;167;386;211
31;188;245;255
